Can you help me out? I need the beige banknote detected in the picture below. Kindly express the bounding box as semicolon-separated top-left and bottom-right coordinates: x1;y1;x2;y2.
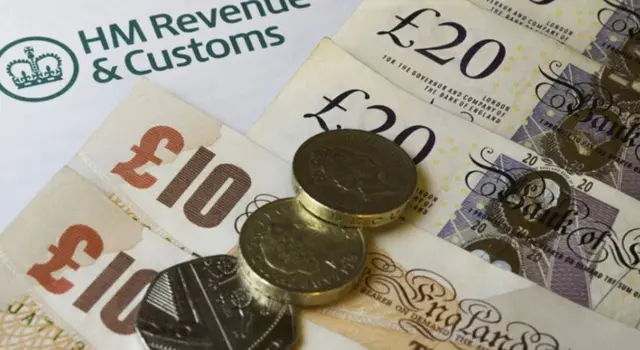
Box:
332;0;640;203
306;220;640;350
0;167;194;349
67;78;297;259
469;0;640;79
64;78;640;349
247;38;640;329
61;79;371;350
0;165;366;350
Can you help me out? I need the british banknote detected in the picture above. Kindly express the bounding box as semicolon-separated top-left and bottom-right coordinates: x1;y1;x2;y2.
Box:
0;167;194;349
55;77;640;349
0;164;366;349
306;220;640;350
247;38;640;330
469;0;640;80
332;0;640;203
62;79;382;348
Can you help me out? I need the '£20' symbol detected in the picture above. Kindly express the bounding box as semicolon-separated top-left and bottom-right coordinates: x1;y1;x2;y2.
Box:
303;89;436;164
376;7;506;80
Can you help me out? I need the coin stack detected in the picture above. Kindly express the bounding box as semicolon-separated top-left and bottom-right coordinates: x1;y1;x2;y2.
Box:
135;129;417;349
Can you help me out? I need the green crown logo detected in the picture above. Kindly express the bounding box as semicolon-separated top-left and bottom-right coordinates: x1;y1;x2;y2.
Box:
6;46;63;89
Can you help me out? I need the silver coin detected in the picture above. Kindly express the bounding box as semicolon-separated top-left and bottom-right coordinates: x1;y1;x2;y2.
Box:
135;255;297;350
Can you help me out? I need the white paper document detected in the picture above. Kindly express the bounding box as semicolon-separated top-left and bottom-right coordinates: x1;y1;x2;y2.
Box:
0;0;363;230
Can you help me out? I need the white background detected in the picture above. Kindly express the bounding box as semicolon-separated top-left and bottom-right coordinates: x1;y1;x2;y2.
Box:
0;0;363;230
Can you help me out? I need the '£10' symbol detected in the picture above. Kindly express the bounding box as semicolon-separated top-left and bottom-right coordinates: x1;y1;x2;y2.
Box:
28;224;157;335
111;124;252;229
27;224;104;294
111;126;185;189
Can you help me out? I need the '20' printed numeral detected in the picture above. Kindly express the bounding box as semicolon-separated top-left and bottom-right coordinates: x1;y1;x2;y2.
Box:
302;89;437;164
377;8;507;79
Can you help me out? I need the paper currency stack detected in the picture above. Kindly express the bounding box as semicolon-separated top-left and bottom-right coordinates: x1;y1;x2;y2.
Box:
3;0;640;349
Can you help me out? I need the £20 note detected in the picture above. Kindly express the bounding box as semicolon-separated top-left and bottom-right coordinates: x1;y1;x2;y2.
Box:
469;0;640;80
333;0;640;203
248;38;640;330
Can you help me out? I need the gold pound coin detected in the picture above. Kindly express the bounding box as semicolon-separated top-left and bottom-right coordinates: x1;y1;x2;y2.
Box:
238;198;367;306
293;129;417;227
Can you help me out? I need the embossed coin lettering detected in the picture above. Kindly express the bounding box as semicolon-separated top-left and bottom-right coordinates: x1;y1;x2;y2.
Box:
292;129;417;227
238;198;367;306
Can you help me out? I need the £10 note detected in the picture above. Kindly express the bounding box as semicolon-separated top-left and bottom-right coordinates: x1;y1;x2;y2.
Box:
0;167;193;349
68;78;297;258
469;0;640;80
64;79;375;349
332;0;640;202
247;38;640;329
0;165;366;350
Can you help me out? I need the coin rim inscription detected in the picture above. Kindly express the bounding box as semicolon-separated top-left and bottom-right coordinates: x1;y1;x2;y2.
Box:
238;198;367;306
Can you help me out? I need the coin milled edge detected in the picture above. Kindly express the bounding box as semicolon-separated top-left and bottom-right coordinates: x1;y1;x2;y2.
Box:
292;171;407;228
237;239;365;307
